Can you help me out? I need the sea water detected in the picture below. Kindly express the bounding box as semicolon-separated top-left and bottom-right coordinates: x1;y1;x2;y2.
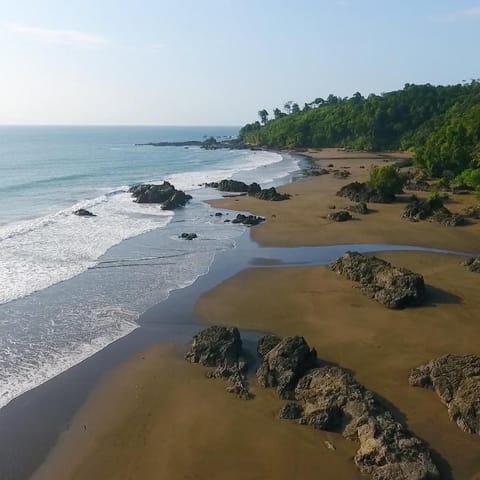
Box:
0;126;301;408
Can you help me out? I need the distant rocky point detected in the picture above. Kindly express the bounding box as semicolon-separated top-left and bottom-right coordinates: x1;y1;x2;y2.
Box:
136;137;260;151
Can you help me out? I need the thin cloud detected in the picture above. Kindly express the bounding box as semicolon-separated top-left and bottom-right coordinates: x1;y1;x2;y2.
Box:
439;5;480;22
3;22;107;47
151;43;166;50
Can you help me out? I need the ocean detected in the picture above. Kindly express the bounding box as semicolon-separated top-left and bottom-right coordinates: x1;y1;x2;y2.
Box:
0;126;301;409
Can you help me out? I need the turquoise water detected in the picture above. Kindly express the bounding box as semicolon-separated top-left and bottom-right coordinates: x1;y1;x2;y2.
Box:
0;126;301;408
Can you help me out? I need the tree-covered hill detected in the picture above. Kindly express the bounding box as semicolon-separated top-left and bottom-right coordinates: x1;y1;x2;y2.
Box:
240;82;480;177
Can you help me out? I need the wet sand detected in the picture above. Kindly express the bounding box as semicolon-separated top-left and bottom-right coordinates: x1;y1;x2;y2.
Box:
196;252;480;480
31;149;480;480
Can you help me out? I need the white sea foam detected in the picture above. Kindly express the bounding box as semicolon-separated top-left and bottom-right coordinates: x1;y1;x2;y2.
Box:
0;147;301;410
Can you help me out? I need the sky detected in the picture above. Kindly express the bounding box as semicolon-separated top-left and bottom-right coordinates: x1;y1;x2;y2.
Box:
0;0;479;125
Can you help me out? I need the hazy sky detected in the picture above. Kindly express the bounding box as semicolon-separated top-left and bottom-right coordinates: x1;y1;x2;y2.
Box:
1;0;479;125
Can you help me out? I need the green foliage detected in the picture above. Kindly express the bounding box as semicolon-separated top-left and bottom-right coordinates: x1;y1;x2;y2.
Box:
240;82;480;178
367;165;405;195
454;168;480;190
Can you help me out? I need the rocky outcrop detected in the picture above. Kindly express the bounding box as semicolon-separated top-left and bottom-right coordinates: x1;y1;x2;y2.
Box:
279;402;304;420
327;210;352;222
255;187;290;201
256;336;317;399
409;354;480;435
205;179;289;201
205;179;260;195
74;209;96;217
347;202;369;214
463;257;480;273
403;196;465;226
330;252;426;309
185;326;242;367
309;168;329;176
294;366;439;479
333;169;351;179
257;334;281;358
129;182;192;209
337;182;394;203
231;214;265;226
179;232;197;240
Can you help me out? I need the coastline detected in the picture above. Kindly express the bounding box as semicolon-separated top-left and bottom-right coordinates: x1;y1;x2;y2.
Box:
14;148;480;479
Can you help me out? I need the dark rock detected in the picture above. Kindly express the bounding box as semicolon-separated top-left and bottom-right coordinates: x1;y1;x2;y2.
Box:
279;402;304;420
327;210;352;222
337;182;394;203
185;326;242;367
410;354;480;435
255;187;290;201
330;252;425;309
309;168;329;176
463;257;480;273
74;209;96;217
205;179;261;196
231;214;265;226
256;336;317;399
462;206;480;219
403;196;465;226
129;182;192;209
179;232;197;240
347;202;369;214
214;212;223;216
295;366;439;480
224;219;231;223
257;334;281;358
334;169;351;179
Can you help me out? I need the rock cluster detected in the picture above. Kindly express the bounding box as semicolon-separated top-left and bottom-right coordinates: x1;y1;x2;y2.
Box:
403;196;465;226
327;210;352;222
330;252;426;309
337;182;394;203
463;257;480;273
231;214;265;226
333;169;351;179
409;354;480;435
185;326;251;399
205;179;290;201
257;335;439;480
129;182;192;210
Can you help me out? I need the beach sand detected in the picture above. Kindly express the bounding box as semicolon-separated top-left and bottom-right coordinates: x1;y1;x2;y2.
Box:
209;149;480;252
32;149;480;480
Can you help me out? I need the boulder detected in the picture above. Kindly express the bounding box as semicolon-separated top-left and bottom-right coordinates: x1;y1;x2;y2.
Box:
179;232;197;240
254;187;290;201
231;214;265;226
347;202;369;215
185;326;242;367
129;182;192;209
327;210;352;222
337;182;394;203
463;257;480;273
309;168;329;176
256;336;317;399
257;334;281;358
294;366;439;480
409;354;480;435
330;252;425;309
333;169;351;179
74;209;96;217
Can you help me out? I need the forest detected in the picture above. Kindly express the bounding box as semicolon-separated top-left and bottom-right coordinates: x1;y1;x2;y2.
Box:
240;82;480;183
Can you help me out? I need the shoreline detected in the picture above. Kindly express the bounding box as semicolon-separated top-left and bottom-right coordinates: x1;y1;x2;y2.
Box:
7;148;480;479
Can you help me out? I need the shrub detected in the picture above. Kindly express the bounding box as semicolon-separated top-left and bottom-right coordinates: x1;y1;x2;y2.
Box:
368;164;405;196
454;168;480;190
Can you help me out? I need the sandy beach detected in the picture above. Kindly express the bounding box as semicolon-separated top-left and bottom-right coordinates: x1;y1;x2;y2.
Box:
32;149;480;480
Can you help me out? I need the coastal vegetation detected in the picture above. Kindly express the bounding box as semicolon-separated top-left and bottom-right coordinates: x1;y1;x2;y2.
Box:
241;81;480;193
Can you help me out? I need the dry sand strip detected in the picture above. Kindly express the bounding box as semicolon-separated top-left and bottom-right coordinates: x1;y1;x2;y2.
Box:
209;148;480;252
